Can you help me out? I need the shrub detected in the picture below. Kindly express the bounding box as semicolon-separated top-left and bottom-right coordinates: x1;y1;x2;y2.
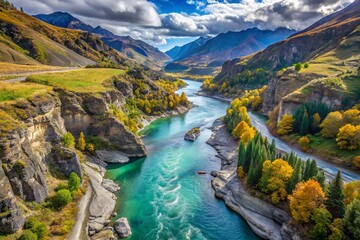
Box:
54;182;68;192
304;62;310;68
298;136;310;151
62;132;75;148
24;217;47;239
76;132;86;151
68;172;81;192
295;62;303;71
86;143;95;153
19;230;38;240
53;189;72;209
237;166;245;178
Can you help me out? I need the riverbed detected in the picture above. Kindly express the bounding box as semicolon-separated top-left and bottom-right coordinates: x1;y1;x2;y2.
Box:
106;80;259;240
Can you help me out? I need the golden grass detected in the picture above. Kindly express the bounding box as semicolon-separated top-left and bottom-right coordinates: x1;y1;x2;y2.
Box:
299;63;346;76
0;82;52;102
26;68;124;92
0;63;60;75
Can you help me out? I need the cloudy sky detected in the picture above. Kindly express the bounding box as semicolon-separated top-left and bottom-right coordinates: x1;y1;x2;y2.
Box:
11;0;354;51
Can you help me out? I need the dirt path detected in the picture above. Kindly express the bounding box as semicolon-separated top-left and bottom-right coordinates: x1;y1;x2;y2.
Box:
2;67;79;83
67;185;92;240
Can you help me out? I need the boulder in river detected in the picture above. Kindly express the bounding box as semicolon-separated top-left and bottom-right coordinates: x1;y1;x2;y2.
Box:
114;218;132;238
184;127;200;141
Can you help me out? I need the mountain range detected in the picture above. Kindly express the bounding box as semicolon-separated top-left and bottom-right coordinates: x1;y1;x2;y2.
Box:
165;27;296;75
35;12;170;70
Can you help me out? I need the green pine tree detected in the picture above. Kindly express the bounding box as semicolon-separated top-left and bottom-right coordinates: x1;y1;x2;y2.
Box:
238;142;246;167
326;171;345;218
300;110;310;135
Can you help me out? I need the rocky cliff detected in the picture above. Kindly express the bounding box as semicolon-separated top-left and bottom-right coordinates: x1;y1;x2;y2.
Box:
0;78;148;233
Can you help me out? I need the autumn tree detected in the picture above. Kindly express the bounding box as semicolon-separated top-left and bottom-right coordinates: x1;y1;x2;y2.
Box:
68;172;81;193
343;199;360;239
320;111;344;137
277;114;294;135
312;113;321;132
298;136;310;151
325;171;345;218
336;124;360;150
180;92;188;105
310;208;332;240
240;124;256;144
352;156;360;169
232;121;249;140
328;218;345;240
289;179;325;222
76;132;86;151
260;159;294;204
343;180;360;204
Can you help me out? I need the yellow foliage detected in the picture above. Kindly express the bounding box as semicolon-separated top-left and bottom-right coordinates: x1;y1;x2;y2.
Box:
289;179;325;222
260;159;294;204
353;156;360;169
336;124;360;150
320;111;344;137
232;121;248;140
237;166;245;178
298;136;310;151
343;109;360;125
76;132;86;151
277;114;294;135
312;113;321;128
240;125;256;144
343;181;360;204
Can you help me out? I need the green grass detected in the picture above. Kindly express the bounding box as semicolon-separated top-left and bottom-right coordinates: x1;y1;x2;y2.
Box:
0;82;51;102
26;68;124;92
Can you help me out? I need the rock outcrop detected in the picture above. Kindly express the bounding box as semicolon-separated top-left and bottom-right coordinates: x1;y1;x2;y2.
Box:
184;127;200;141
114;218;132;239
207;119;300;240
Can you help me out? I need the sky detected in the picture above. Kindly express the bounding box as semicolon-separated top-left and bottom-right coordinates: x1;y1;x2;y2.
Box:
11;0;354;52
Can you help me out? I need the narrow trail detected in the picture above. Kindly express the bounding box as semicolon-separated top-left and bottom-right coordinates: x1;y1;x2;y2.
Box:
2;67;79;83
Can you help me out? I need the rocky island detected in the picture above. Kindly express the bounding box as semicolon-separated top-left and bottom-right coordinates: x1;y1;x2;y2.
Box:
184;127;201;141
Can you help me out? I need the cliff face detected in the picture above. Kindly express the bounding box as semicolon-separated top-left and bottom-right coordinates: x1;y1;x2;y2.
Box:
0;83;146;232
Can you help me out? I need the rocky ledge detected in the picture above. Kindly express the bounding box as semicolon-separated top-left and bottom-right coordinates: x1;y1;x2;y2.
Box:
207;119;300;240
184;127;200;141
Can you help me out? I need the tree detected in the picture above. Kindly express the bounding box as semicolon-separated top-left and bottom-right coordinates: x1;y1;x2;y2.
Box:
24;217;46;239
53;189;72;209
298;136;310;151
240;125;256;144
76;132;86;151
251;96;262;111
232;121;249;140
352;156;360;169
260;159;294;204
289;179;325;222
326;171;345;218
320;111;344;137
68;172;81;193
328;218;345;240
20;6;24;12
336;124;360;150
238;141;246;167
180;92;188;105
310;208;332;240
277;114;294;135
300;111;310;135
312;113;321;132
343;199;360;239
86;143;95;153
62;132;75;148
304;62;310;68
343;180;360;204
295;62;302;71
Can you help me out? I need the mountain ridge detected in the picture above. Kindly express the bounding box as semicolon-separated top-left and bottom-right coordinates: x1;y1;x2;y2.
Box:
35;12;170;70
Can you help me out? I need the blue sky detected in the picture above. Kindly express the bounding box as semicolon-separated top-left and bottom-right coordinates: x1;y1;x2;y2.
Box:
12;0;354;52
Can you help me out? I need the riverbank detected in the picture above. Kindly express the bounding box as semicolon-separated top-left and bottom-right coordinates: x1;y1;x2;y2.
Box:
207;118;299;240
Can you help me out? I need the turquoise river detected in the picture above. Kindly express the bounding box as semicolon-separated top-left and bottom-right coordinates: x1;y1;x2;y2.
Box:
106;80;259;240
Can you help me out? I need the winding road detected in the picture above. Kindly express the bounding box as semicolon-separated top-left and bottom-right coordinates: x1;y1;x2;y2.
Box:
249;112;360;182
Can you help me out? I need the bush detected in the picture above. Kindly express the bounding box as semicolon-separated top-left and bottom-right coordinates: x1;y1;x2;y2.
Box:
62;132;75;148
304;62;310;68
54;182;68;192
86;143;95;153
53;189;72;209
353;156;360;169
68;172;81;192
19;230;38;240
295;62;303;71
298;136;310;151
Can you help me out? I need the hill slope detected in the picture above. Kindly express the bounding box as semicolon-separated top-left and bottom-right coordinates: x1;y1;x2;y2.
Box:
166;36;212;61
35;12;170;69
215;0;360;81
165;27;295;75
0;4;127;67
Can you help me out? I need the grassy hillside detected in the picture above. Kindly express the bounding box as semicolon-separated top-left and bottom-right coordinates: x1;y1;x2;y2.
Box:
0;5;127;67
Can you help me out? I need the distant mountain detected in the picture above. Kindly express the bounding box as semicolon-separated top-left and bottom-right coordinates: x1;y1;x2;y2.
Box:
166;36;212;61
165;27;295;75
0;6;127;66
35;12;170;69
